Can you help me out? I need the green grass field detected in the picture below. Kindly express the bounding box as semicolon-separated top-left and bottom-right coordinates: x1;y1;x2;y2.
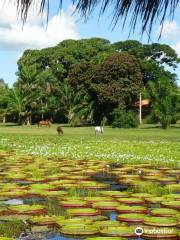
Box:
0;124;180;167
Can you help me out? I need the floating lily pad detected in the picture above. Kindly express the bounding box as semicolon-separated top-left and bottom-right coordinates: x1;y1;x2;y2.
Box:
95;220;121;229
151;208;179;217
86;237;126;240
162;200;180;210
142;226;178;239
78;181;109;189
131;193;154;198
163;194;180;200
31;225;51;233
100;226;136;237
117;197;145;205
116;205;148;213
157;177;177;184
60;224;99;236
100;191;130;198
92;201;120;210
41;190;67;198
29;215;59;225
146;197;165;204
29;183;56;191
117;213;145;223
84;196;113;203
143;216;178;227
56;218;93;227
67;208;100;216
77;215;109;221
8;204;46;215
0;190;28;198
0;214;30;221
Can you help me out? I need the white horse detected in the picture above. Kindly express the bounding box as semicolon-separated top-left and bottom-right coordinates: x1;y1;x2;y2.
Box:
95;126;103;135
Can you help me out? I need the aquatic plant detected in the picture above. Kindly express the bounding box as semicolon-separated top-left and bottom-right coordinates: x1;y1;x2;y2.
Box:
0;220;25;238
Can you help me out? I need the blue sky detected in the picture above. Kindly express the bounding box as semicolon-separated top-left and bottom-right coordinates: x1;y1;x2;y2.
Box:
0;0;180;86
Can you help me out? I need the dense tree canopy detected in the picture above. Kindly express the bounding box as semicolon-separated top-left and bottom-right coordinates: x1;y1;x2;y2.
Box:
1;38;179;127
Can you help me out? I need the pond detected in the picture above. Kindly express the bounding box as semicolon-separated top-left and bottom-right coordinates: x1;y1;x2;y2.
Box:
0;151;179;240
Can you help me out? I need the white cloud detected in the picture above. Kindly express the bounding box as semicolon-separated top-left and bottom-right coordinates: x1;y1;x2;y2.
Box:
0;1;79;50
158;21;180;41
172;42;180;56
157;21;180;56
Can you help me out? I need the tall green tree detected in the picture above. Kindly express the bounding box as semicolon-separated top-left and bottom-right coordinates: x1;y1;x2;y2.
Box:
0;84;10;122
147;77;179;129
113;40;179;85
7;88;27;125
58;81;94;126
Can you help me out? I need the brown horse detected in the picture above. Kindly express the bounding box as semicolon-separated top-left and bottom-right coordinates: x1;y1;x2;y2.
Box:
38;120;51;128
57;126;63;135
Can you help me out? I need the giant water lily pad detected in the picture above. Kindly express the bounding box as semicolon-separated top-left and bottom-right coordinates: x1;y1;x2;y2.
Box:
117;197;145;205
0;190;28;198
84;196;113;203
92;201;120;210
100;226;136;237
163;194;180;200
131;193;154;199
117;213;145;223
143;216;178;227
100;191;130;198
116;205;148;213
142;226;178;239
31;225;50;233
78;181;109;189
86;237;126;240
95;220;122;229
40;190;67;198
56;218;93;227
162;200;180;210
8;204;46;215
157;177;177;184
29;183;56;191
29;215;60;225
67;208;100;217
151;208;179;217
0;214;30;221
146;197;165;204
60;224;99;236
77;215;109;221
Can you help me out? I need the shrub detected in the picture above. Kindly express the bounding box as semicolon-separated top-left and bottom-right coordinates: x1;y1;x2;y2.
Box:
112;107;139;128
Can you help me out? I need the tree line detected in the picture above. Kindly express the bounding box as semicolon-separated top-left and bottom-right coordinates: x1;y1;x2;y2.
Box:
0;38;180;128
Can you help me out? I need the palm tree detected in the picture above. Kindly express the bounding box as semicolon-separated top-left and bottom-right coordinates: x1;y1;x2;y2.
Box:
59;81;95;126
16;65;38;124
147;77;179;129
10;0;179;35
7;88;27;125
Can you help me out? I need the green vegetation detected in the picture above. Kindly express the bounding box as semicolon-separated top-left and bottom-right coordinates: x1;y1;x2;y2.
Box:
0;125;179;167
0;151;179;238
0;39;179;128
0;220;25;238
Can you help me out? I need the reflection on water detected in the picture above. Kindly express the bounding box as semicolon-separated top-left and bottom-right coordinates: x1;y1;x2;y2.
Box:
3;199;24;205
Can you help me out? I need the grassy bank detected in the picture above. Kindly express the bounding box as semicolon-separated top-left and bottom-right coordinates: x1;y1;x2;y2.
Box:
0;124;180;167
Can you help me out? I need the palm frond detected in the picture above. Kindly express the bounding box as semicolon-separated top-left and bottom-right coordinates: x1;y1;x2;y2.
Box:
7;0;179;35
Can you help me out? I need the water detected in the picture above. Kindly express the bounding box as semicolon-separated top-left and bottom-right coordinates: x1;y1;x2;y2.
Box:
0;153;179;240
